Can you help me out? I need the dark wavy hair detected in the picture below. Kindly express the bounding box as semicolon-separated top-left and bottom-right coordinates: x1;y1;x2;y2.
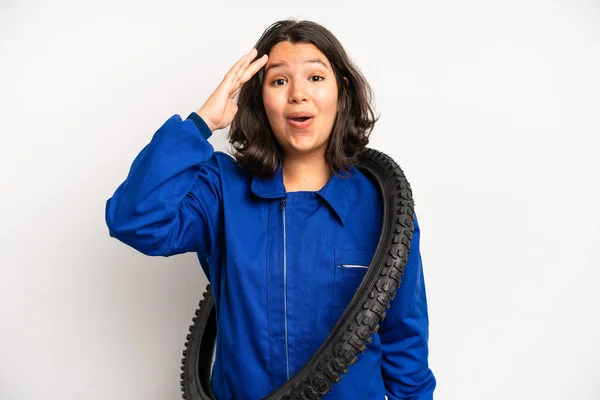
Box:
228;19;378;179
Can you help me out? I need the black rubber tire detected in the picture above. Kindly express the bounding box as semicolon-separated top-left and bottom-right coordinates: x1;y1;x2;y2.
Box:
180;148;415;400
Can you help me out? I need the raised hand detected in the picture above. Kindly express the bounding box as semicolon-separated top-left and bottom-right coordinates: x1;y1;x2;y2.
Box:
196;48;268;132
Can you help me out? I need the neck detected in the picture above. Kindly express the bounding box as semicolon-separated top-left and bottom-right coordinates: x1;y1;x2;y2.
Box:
281;153;332;193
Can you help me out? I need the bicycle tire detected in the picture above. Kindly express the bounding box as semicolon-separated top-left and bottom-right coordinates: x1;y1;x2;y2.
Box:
180;147;415;400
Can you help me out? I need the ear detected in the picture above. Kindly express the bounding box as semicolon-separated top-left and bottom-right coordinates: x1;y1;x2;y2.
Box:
343;76;349;86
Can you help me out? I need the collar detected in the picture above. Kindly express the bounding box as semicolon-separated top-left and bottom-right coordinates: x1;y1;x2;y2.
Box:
250;163;353;226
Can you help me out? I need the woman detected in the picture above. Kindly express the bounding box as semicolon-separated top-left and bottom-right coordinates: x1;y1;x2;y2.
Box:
106;19;436;400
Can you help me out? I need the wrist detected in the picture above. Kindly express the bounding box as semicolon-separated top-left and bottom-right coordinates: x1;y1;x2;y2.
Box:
195;110;216;132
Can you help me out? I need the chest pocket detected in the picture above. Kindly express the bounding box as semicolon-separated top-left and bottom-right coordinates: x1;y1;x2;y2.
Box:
330;248;375;330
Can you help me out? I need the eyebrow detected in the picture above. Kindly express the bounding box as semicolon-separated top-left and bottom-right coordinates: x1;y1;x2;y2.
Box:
264;58;329;74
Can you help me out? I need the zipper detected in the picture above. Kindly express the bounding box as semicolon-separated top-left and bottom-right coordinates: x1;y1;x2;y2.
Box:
339;264;369;269
280;196;290;379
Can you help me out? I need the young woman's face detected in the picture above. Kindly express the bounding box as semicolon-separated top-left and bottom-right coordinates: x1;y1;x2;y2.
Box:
262;41;339;160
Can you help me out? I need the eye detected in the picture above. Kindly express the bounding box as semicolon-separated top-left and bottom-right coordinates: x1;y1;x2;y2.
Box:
311;75;325;82
272;78;287;86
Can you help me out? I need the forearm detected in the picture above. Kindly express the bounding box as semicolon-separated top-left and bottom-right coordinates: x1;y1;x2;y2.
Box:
105;113;216;255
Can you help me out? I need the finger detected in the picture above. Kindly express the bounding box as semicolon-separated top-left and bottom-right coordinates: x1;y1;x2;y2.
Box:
228;78;244;100
230;51;263;96
231;84;241;99
233;48;257;84
234;48;258;84
233;53;267;92
238;53;268;84
223;53;249;84
229;63;251;98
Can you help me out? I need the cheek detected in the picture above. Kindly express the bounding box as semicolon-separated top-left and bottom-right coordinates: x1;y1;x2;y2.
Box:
261;91;285;137
261;91;275;118
313;86;338;116
262;90;286;117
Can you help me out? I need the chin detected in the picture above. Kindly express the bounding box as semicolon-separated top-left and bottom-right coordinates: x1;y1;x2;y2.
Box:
286;143;327;158
276;128;328;157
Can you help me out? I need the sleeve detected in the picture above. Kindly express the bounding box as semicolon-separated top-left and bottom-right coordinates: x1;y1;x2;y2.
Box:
379;213;436;399
105;112;223;257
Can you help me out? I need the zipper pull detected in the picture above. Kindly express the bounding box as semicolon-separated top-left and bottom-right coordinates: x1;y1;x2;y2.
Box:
280;197;287;209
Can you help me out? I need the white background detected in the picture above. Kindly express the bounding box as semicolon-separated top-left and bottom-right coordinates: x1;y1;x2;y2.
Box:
1;1;599;399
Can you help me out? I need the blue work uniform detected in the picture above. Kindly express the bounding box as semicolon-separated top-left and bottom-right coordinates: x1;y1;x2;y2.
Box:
105;113;436;399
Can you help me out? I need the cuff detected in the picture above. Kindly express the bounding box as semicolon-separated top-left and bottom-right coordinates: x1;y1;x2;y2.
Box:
186;112;213;140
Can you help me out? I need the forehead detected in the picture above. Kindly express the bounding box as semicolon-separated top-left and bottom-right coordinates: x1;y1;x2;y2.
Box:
265;41;332;71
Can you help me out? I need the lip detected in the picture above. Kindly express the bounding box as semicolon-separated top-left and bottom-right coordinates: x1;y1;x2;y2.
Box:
287;116;314;129
287;112;315;119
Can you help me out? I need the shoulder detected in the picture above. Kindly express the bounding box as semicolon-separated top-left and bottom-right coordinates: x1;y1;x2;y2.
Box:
213;150;237;166
213;151;242;173
347;165;382;203
211;151;254;188
348;157;421;229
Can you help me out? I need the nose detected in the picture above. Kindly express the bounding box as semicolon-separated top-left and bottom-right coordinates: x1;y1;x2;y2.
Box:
288;79;309;104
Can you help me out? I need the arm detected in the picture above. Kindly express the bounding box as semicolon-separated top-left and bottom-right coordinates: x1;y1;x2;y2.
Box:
379;213;436;399
105;49;268;257
105;113;222;257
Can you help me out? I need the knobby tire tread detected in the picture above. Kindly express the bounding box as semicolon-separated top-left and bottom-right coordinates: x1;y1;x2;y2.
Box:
180;148;415;400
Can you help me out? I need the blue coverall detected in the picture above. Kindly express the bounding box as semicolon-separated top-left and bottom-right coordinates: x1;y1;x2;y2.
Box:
105;113;436;399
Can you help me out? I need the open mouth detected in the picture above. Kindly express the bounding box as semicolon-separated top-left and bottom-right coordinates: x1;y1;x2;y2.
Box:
287;116;314;129
290;117;311;122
